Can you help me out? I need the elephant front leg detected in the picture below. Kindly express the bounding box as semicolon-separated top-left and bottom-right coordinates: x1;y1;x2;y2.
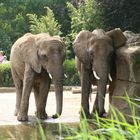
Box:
35;77;50;120
80;66;91;119
17;65;35;122
96;81;107;117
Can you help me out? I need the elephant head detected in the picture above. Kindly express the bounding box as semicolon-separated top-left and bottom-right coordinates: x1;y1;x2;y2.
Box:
73;28;126;117
33;33;66;118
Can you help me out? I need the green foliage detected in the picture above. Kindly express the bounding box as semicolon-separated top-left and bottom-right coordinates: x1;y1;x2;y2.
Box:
66;0;104;59
0;60;80;87
0;29;12;59
67;0;104;39
0;1;29;41
64;97;140;140
0;0;140;62
27;7;62;35
0;1;30;59
64;59;80;86
0;62;14;87
99;0;140;32
46;0;71;36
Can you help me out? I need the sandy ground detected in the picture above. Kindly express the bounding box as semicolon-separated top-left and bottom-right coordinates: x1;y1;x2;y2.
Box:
0;90;109;125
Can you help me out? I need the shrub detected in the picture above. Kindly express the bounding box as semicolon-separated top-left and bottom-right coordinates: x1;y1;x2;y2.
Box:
64;59;80;86
0;62;14;87
0;60;80;87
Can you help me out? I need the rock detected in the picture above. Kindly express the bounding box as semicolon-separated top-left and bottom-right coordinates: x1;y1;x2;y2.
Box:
110;31;140;123
123;31;140;46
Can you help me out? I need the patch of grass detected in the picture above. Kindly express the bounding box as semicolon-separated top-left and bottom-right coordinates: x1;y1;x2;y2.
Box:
63;95;140;140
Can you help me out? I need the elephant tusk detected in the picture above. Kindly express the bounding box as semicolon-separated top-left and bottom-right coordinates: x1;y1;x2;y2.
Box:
49;73;52;79
93;70;100;80
64;74;67;78
108;74;112;81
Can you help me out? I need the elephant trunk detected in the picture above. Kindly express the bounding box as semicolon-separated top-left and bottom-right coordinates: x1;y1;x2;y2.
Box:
97;79;107;116
94;61;109;116
52;68;64;118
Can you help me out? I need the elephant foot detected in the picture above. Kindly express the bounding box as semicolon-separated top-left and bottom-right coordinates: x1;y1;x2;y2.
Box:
17;113;28;122
52;113;60;119
36;111;48;120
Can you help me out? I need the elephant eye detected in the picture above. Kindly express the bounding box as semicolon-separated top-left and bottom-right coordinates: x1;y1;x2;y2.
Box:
89;51;94;56
41;54;48;61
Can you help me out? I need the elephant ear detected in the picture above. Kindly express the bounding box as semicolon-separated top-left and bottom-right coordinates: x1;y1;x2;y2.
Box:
106;28;127;49
73;30;93;69
21;35;41;73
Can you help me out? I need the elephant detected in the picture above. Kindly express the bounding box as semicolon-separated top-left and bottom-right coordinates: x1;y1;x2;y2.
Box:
10;33;66;121
73;28;126;118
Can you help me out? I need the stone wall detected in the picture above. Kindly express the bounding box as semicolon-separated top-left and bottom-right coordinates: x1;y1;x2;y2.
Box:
110;31;140;123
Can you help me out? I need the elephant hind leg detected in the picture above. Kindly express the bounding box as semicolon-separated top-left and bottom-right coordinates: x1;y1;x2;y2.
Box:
11;69;23;116
33;83;39;115
14;80;23;116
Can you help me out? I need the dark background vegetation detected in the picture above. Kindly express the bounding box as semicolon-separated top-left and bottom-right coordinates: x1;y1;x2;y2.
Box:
0;0;139;86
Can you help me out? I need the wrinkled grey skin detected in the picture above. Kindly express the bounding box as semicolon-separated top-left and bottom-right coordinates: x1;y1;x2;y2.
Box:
73;29;126;118
10;33;66;121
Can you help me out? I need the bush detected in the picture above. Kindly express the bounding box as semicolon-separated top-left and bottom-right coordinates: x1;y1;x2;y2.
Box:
0;60;80;87
0;62;14;87
64;59;80;86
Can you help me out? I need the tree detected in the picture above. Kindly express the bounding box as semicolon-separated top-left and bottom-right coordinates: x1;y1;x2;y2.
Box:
98;0;140;32
46;0;72;36
0;29;12;59
67;0;104;39
66;0;104;59
27;7;62;35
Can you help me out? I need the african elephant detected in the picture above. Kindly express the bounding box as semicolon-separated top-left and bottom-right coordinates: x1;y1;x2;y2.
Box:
10;33;66;121
73;28;126;118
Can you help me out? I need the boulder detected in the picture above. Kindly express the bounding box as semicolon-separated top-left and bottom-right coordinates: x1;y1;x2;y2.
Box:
110;31;140;123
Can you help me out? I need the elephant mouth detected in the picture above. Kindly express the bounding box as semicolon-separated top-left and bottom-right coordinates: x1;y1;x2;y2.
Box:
92;68;112;82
